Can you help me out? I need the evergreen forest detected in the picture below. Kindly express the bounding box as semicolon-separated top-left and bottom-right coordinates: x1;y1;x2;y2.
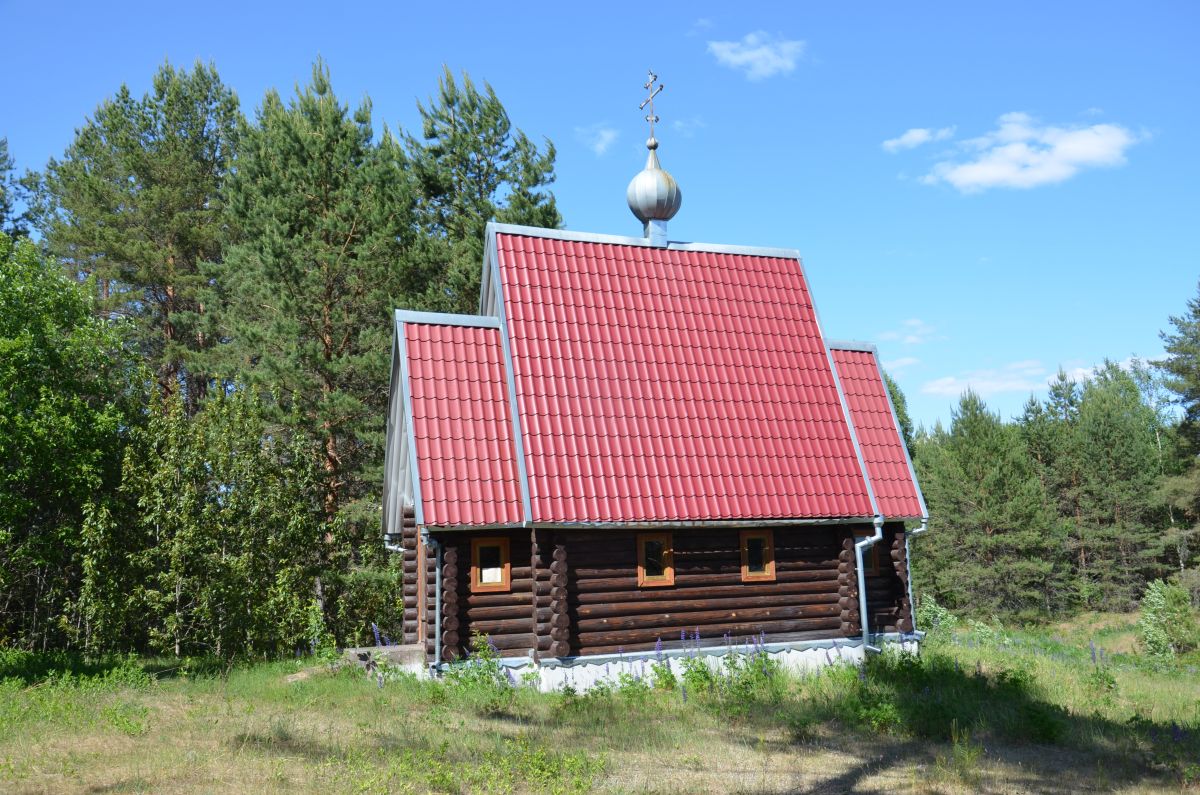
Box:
2;59;1198;662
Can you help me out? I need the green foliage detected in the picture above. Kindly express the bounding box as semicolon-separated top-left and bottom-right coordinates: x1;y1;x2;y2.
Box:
80;389;325;659
444;633;514;714
1138;579;1199;658
304;599;337;661
914;391;1063;618
212;62;417;633
405;67;560;313
0;234;140;650
883;370;915;455
31;61;242;413
914;356;1185;619
0;138;28;237
916;594;959;635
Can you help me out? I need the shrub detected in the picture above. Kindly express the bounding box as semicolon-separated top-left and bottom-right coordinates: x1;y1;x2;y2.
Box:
917;595;959;635
1138;580;1199;659
443;633;513;714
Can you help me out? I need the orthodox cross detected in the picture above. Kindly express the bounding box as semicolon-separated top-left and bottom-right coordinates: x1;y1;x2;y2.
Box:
639;70;664;140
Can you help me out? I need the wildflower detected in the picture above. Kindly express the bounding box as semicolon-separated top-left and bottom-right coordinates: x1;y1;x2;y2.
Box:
382;633;392;647
655;637;664;663
377;672;384;689
1089;640;1097;665
372;622;382;647
680;629;687;643
693;627;701;643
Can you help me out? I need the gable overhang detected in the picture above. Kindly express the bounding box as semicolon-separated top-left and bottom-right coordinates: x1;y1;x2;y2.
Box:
827;339;928;521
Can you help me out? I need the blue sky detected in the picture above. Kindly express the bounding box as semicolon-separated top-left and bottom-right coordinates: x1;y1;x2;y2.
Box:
2;1;1196;428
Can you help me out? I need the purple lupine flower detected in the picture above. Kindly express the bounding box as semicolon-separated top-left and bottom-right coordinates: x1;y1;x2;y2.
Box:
655;637;664;663
680;629;687;643
382;633;392;647
1089;640;1097;665
377;672;384;689
824;647;833;666
372;622;382;647
693;627;700;642
617;646;624;657
487;636;500;654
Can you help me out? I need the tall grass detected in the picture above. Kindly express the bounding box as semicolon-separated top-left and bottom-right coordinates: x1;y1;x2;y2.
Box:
1;614;1198;792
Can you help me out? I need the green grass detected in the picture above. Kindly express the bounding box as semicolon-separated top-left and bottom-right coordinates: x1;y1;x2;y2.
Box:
1;614;1198;793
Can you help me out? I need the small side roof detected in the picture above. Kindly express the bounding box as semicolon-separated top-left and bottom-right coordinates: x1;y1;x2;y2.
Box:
828;343;927;520
384;311;523;529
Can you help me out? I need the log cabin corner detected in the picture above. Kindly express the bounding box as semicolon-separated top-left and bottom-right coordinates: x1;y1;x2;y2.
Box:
381;130;929;688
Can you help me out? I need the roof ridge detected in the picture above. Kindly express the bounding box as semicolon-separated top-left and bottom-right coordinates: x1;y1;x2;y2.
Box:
487;221;803;261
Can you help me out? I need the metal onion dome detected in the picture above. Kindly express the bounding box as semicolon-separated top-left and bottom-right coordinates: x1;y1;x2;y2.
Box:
627;136;682;224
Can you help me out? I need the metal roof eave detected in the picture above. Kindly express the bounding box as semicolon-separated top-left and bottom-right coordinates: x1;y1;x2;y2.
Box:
485;221;803;262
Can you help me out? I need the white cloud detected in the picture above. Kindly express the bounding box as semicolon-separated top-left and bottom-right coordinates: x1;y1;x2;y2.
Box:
707;32;805;80
878;318;937;346
921;360;1049;398
883;356;920;371
882;126;955;153
574;124;619;156
920;357;1138;399
920;112;1141;193
671;116;707;138
687;18;714;36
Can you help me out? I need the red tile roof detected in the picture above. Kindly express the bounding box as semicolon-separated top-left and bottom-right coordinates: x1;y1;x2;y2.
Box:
495;231;876;523
829;346;925;519
404;322;522;526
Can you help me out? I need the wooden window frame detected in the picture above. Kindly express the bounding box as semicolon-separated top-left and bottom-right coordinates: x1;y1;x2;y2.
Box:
853;529;881;575
740;529;776;582
636;532;675;588
470;536;511;593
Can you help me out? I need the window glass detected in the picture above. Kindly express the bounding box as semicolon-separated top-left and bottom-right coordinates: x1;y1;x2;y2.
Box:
746;537;766;573
643;539;666;578
478;544;503;584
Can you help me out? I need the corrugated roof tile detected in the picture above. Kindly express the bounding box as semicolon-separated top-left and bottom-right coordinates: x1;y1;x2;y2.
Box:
830;347;925;519
404;323;522;527
495;231;874;522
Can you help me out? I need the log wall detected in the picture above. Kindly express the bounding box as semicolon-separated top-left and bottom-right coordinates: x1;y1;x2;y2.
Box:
563;526;858;656
408;522;915;663
421;531;537;659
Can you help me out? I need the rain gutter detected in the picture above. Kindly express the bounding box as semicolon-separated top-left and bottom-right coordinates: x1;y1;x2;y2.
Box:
423;532;443;673
856;515;885;653
906;517;929;632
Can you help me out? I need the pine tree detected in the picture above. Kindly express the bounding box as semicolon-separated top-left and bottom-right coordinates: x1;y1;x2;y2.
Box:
404;67;560;313
31;62;242;413
1072;362;1170;609
211;61;417;624
883;371;915;455
1160;280;1200;452
0;138;28;238
914;392;1064;618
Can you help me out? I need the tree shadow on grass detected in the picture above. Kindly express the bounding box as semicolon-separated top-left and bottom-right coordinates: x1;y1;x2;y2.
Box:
732;651;1185;793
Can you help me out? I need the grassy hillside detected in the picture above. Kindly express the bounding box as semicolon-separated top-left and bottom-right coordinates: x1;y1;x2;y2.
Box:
1;614;1197;793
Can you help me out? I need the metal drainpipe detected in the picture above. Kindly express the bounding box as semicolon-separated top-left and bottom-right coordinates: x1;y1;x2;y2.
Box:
855;515;885;654
422;532;443;673
905;518;929;634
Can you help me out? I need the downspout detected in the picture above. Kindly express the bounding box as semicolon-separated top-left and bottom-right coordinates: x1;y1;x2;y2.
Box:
422;532;443;673
855;515;885;653
905;517;929;635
